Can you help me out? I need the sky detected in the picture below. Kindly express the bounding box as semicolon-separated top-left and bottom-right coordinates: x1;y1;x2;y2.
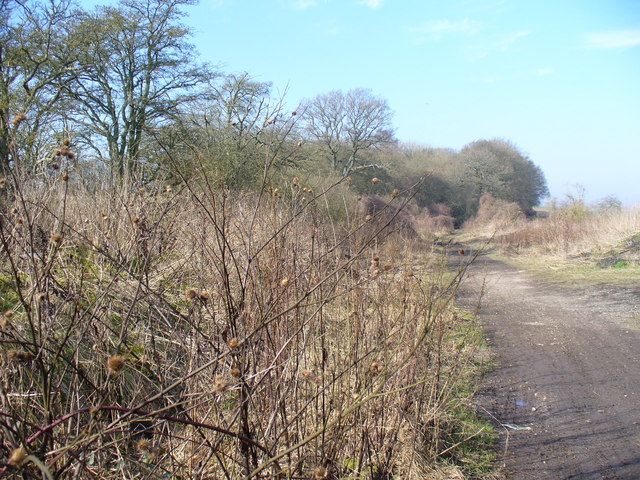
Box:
181;0;640;204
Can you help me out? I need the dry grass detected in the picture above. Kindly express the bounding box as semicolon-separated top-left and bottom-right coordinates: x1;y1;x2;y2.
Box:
0;169;494;478
497;207;640;258
462;196;640;285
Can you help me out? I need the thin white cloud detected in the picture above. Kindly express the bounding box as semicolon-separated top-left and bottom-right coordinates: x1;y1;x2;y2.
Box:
536;66;554;77
469;30;530;59
292;0;319;10
409;18;481;44
585;29;640;49
358;0;383;8
497;30;530;51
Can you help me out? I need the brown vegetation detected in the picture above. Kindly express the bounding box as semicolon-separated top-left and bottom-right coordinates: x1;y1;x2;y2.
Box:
0;168;492;478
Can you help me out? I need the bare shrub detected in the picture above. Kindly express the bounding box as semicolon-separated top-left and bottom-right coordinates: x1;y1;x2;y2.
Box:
0;155;486;478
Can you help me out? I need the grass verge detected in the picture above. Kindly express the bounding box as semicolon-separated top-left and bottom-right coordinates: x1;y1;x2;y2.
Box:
491;252;640;287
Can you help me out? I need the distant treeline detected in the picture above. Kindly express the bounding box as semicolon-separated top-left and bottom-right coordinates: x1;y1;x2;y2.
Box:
1;0;547;223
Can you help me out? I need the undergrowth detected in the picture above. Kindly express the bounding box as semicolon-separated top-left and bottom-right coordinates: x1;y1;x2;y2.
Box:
0;159;496;478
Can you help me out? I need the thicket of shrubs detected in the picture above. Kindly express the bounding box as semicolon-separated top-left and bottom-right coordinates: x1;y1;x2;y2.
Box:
1;0;548;232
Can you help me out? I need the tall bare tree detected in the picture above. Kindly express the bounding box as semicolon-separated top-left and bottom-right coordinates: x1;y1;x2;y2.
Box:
302;88;394;176
68;0;209;180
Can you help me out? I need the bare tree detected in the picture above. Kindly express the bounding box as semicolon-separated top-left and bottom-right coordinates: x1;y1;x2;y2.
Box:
67;0;209;181
0;0;77;175
303;88;394;176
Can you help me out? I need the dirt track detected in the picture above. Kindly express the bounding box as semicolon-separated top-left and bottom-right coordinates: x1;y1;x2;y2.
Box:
457;253;640;479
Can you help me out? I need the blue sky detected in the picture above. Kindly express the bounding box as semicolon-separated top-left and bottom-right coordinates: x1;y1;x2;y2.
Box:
184;0;640;204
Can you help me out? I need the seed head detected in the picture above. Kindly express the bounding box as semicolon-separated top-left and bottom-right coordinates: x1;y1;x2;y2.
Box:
365;214;372;221
61;172;69;182
8;446;27;467
10;207;18;215
0;177;6;189
107;354;125;374
185;289;198;301
11;112;27;127
391;188;399;198
63;139;71;147
313;466;329;479
230;366;241;378
136;438;152;452
371;177;381;185
458;249;465;256
199;290;210;301
370;361;383;374
280;277;290;288
213;375;228;394
4;310;14;319
227;337;239;349
50;232;63;244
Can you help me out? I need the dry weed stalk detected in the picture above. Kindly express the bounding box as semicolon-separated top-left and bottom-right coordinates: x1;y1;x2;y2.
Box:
0;139;477;479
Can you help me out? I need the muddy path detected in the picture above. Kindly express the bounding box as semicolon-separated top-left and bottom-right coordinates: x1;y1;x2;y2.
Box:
456;252;640;479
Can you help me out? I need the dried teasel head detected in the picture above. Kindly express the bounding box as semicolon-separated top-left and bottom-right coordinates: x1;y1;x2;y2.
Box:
313;466;329;479
184;289;198;301
136;438;152;453
7;446;27;467
107;354;125;375
369;361;383;374
199;290;210;301
213;375;228;394
11;113;27;127
63;138;71;147
230;366;241;378
227;337;239;349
